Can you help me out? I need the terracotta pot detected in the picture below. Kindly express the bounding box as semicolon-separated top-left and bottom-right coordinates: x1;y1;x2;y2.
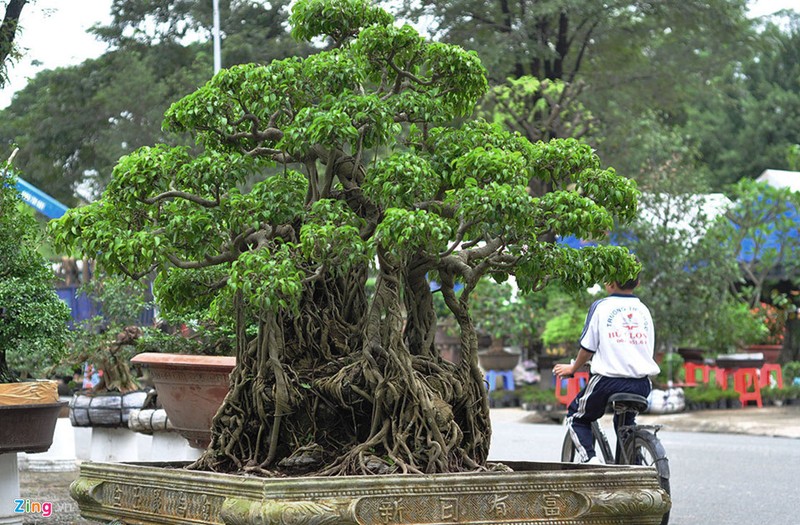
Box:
0;401;66;454
130;353;235;449
744;344;781;364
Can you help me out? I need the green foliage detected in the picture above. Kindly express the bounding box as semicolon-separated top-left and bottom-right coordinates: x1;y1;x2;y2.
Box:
467;277;530;346
290;0;393;44
515;385;558;407
0;170;71;382
691;300;767;354
784;361;800;383
689;18;800;188
0;0;314;205
683;384;740;406
480;76;595;142
541;309;584;349
654;352;684;387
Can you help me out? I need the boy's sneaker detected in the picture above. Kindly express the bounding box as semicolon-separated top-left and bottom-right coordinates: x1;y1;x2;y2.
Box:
584;456;603;465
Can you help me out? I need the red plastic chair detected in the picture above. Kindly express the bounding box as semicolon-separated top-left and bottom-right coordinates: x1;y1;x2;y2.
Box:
684;363;711;386
713;367;731;389
733;368;763;408
759;364;783;389
555;372;590;406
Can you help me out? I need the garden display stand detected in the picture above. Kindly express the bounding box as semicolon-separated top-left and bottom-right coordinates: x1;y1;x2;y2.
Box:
69;389;150;462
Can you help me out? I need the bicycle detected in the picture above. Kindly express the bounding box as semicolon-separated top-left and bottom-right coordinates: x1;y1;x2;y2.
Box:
561;392;671;525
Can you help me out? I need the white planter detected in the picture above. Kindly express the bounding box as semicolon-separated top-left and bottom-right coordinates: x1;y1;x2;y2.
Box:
0;453;22;525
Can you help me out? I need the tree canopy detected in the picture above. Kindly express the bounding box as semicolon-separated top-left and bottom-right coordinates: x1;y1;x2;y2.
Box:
51;0;642;476
0;0;313;206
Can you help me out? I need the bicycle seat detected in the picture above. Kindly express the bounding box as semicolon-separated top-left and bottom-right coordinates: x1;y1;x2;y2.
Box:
607;393;649;413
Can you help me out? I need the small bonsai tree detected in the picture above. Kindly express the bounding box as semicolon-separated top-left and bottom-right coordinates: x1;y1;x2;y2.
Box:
0;168;71;383
51;0;640;476
65;275;152;393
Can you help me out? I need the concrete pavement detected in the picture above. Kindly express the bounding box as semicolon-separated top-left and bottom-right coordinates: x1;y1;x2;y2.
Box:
490;404;800;439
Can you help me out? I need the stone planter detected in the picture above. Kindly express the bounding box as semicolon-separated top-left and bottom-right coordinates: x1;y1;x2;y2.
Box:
70;460;670;525
130;353;235;449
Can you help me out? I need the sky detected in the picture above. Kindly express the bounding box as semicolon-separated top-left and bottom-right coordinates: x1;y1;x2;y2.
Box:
0;0;797;109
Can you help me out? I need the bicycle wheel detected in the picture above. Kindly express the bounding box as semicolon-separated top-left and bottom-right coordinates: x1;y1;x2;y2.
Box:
630;429;670;525
560;422;614;464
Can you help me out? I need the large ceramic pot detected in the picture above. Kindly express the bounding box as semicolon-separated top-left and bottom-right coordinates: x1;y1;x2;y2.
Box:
0;380;66;454
0;401;66;454
677;347;707;363
478;348;520;371
130;353;235;449
70;460;670;525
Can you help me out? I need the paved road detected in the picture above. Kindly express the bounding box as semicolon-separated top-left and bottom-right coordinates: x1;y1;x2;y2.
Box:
487;408;800;525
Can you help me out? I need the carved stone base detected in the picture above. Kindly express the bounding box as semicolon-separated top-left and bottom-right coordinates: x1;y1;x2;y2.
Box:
70;460;670;524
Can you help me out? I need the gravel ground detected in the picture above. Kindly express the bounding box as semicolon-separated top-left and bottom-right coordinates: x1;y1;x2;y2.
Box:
18;469;96;525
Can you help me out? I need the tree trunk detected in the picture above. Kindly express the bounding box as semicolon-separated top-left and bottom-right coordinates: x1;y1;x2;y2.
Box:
781;315;800;364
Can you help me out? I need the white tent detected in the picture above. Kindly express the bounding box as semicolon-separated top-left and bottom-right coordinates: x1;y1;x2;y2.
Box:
756;169;800;192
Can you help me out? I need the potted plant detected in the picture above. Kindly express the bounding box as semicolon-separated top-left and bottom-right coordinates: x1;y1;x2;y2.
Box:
54;2;669;523
0;168;72;525
743;301;786;363
65;276;152;429
0;168;71;451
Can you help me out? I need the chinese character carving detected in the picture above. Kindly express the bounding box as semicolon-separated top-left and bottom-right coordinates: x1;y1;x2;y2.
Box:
544;494;560;517
441;497;459;521
378;499;403;523
493;494;509;517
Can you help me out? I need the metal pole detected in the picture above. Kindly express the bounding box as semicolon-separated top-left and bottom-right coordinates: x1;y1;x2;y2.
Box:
213;0;221;73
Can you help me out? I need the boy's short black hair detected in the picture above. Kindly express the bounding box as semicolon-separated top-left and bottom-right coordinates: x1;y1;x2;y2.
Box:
617;276;640;290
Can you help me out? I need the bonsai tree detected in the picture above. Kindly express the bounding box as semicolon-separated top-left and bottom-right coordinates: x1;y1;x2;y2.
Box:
0;168;71;383
65;275;153;393
51;0;640;476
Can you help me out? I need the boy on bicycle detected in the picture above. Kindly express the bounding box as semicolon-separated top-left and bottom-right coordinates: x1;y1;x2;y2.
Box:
553;273;660;464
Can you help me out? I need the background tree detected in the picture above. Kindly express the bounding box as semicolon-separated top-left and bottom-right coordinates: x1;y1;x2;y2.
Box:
0;0;27;87
0;0;313;206
704;178;800;362
689;14;800;187
398;0;754;183
617;155;746;365
52;0;641;477
0;167;71;383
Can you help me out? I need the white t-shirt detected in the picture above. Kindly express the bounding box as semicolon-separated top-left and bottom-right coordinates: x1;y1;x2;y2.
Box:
579;294;660;378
